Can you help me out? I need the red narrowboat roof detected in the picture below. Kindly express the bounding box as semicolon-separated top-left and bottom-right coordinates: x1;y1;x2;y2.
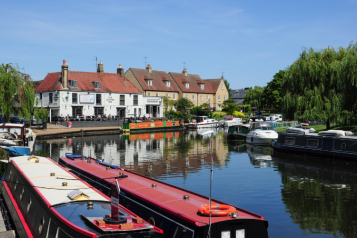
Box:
60;157;265;226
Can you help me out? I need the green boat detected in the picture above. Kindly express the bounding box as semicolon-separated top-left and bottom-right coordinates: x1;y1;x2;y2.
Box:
227;124;250;140
272;130;357;161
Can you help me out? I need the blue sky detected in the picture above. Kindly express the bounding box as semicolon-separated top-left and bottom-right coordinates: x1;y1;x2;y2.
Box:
1;0;357;89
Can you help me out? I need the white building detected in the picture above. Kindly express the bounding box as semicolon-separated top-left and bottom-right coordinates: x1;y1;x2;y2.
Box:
34;60;163;119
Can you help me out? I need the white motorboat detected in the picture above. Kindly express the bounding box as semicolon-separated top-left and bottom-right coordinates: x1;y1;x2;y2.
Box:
246;122;278;145
286;126;315;135
218;115;242;127
188;116;218;129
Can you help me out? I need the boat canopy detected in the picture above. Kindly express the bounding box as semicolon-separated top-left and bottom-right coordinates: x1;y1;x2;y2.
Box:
223;115;234;121
251;122;273;130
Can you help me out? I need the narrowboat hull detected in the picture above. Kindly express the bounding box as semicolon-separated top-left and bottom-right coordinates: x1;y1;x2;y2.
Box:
59;156;269;238
123;121;182;134
272;133;357;161
2;156;163;238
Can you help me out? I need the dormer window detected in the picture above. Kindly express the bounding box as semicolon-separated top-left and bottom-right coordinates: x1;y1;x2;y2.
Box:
69;80;77;87
165;81;170;87
92;82;100;88
146;79;153;86
183;82;189;89
199;84;204;90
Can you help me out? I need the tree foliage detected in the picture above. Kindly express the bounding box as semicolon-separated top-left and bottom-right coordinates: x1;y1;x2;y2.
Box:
243;86;264;109
282;42;357;129
261;70;285;109
222;99;239;114
163;96;176;112
175;98;194;118
190;106;209;116
224;79;232;98
0;63;35;123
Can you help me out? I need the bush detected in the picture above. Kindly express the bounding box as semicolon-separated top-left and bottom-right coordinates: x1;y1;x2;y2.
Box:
213;111;227;117
232;111;246;118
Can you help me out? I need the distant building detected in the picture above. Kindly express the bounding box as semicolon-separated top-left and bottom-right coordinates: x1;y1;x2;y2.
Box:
35;60;163;119
230;87;252;105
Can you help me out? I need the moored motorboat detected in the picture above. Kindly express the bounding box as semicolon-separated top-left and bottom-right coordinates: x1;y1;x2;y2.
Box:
218;115;242;127
188;116;219;129
59;154;269;238
0;124;36;156
0;155;163;238
246;122;278;145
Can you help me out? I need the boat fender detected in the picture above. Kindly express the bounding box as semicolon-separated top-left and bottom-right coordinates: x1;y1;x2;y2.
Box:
198;204;238;217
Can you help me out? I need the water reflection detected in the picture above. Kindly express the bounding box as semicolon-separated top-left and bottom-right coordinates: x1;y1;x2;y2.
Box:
33;130;357;237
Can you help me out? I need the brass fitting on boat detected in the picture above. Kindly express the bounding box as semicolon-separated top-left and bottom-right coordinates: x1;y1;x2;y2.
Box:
35;160;39;163
50;173;55;177
151;183;157;188
106;167;110;170
119;172;124;176
183;195;189;200
62;182;68;186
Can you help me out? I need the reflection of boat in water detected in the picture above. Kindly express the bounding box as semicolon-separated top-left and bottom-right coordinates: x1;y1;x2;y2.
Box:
59;155;269;238
0;155;163;238
246;144;272;168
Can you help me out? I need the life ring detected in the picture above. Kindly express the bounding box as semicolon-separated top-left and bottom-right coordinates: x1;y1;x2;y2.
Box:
198;204;237;217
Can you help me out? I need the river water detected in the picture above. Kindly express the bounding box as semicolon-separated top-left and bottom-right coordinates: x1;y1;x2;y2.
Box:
34;129;357;238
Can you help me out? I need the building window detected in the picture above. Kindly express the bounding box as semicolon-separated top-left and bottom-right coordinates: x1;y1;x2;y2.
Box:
206;95;209;101
185;83;189;89
148;92;151;96
200;95;203;101
96;94;101;105
166;93;169;97
218;95;221;101
192;95;195;100
156;93;159;97
49;93;53;103
120;95;125;105
69;80;77;87
221;84;224;90
200;84;204;90
147;80;152;86
139;108;141;116
72;93;78;104
173;94;176;100
40;93;42;99
133;95;138;105
186;94;188;99
134;108;137;116
224;95;226;101
92;81;100;88
166;81;170;87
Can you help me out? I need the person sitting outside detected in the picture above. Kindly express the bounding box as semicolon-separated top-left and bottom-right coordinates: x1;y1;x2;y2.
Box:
77;115;81;121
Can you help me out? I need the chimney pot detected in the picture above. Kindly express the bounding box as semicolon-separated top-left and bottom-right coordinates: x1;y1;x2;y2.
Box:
182;68;187;76
97;60;104;75
146;64;152;73
117;64;124;78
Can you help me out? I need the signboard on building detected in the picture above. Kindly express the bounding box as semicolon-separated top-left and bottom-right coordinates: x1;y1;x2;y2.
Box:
106;96;114;103
146;97;160;104
79;94;95;103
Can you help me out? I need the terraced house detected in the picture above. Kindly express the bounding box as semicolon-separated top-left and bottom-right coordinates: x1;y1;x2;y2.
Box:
169;68;229;111
125;65;229;111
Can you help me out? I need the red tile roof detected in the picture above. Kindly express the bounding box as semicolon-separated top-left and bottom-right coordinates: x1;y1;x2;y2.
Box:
32;80;43;91
35;71;142;94
129;68;179;92
168;72;215;94
202;79;223;92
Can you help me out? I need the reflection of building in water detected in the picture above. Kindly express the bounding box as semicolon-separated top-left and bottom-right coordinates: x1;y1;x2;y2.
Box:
274;153;357;238
246;144;272;168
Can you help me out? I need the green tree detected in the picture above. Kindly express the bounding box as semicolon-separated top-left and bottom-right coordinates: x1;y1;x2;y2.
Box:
281;43;357;129
261;70;285;110
243;86;264;109
222;99;238;114
224;79;232;98
190;106;209;116
175;98;194;118
0;63;35;123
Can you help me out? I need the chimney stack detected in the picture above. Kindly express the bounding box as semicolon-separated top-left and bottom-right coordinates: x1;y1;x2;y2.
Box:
117;64;124;78
182;68;187;76
146;64;152;73
97;60;104;75
24;74;30;83
61;60;68;89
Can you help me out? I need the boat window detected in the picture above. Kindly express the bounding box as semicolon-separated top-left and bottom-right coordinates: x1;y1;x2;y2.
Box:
39;216;45;235
307;139;319;147
0;128;9;133
20;187;24;201
10;128;22;135
285;137;295;145
14;179;18;190
27;198;32;214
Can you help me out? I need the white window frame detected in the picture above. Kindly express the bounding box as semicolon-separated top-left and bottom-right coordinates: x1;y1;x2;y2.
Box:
186;94;188;99
221;84;224;90
192;95;195;100
200;84;204;90
185;83;189;89
200;95;203;101
206;95;209;101
147;80;152;86
166;81;170;87
173;94;176;100
94;82;100;89
224;95;226;100
218;95;221;101
166;93;169;97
